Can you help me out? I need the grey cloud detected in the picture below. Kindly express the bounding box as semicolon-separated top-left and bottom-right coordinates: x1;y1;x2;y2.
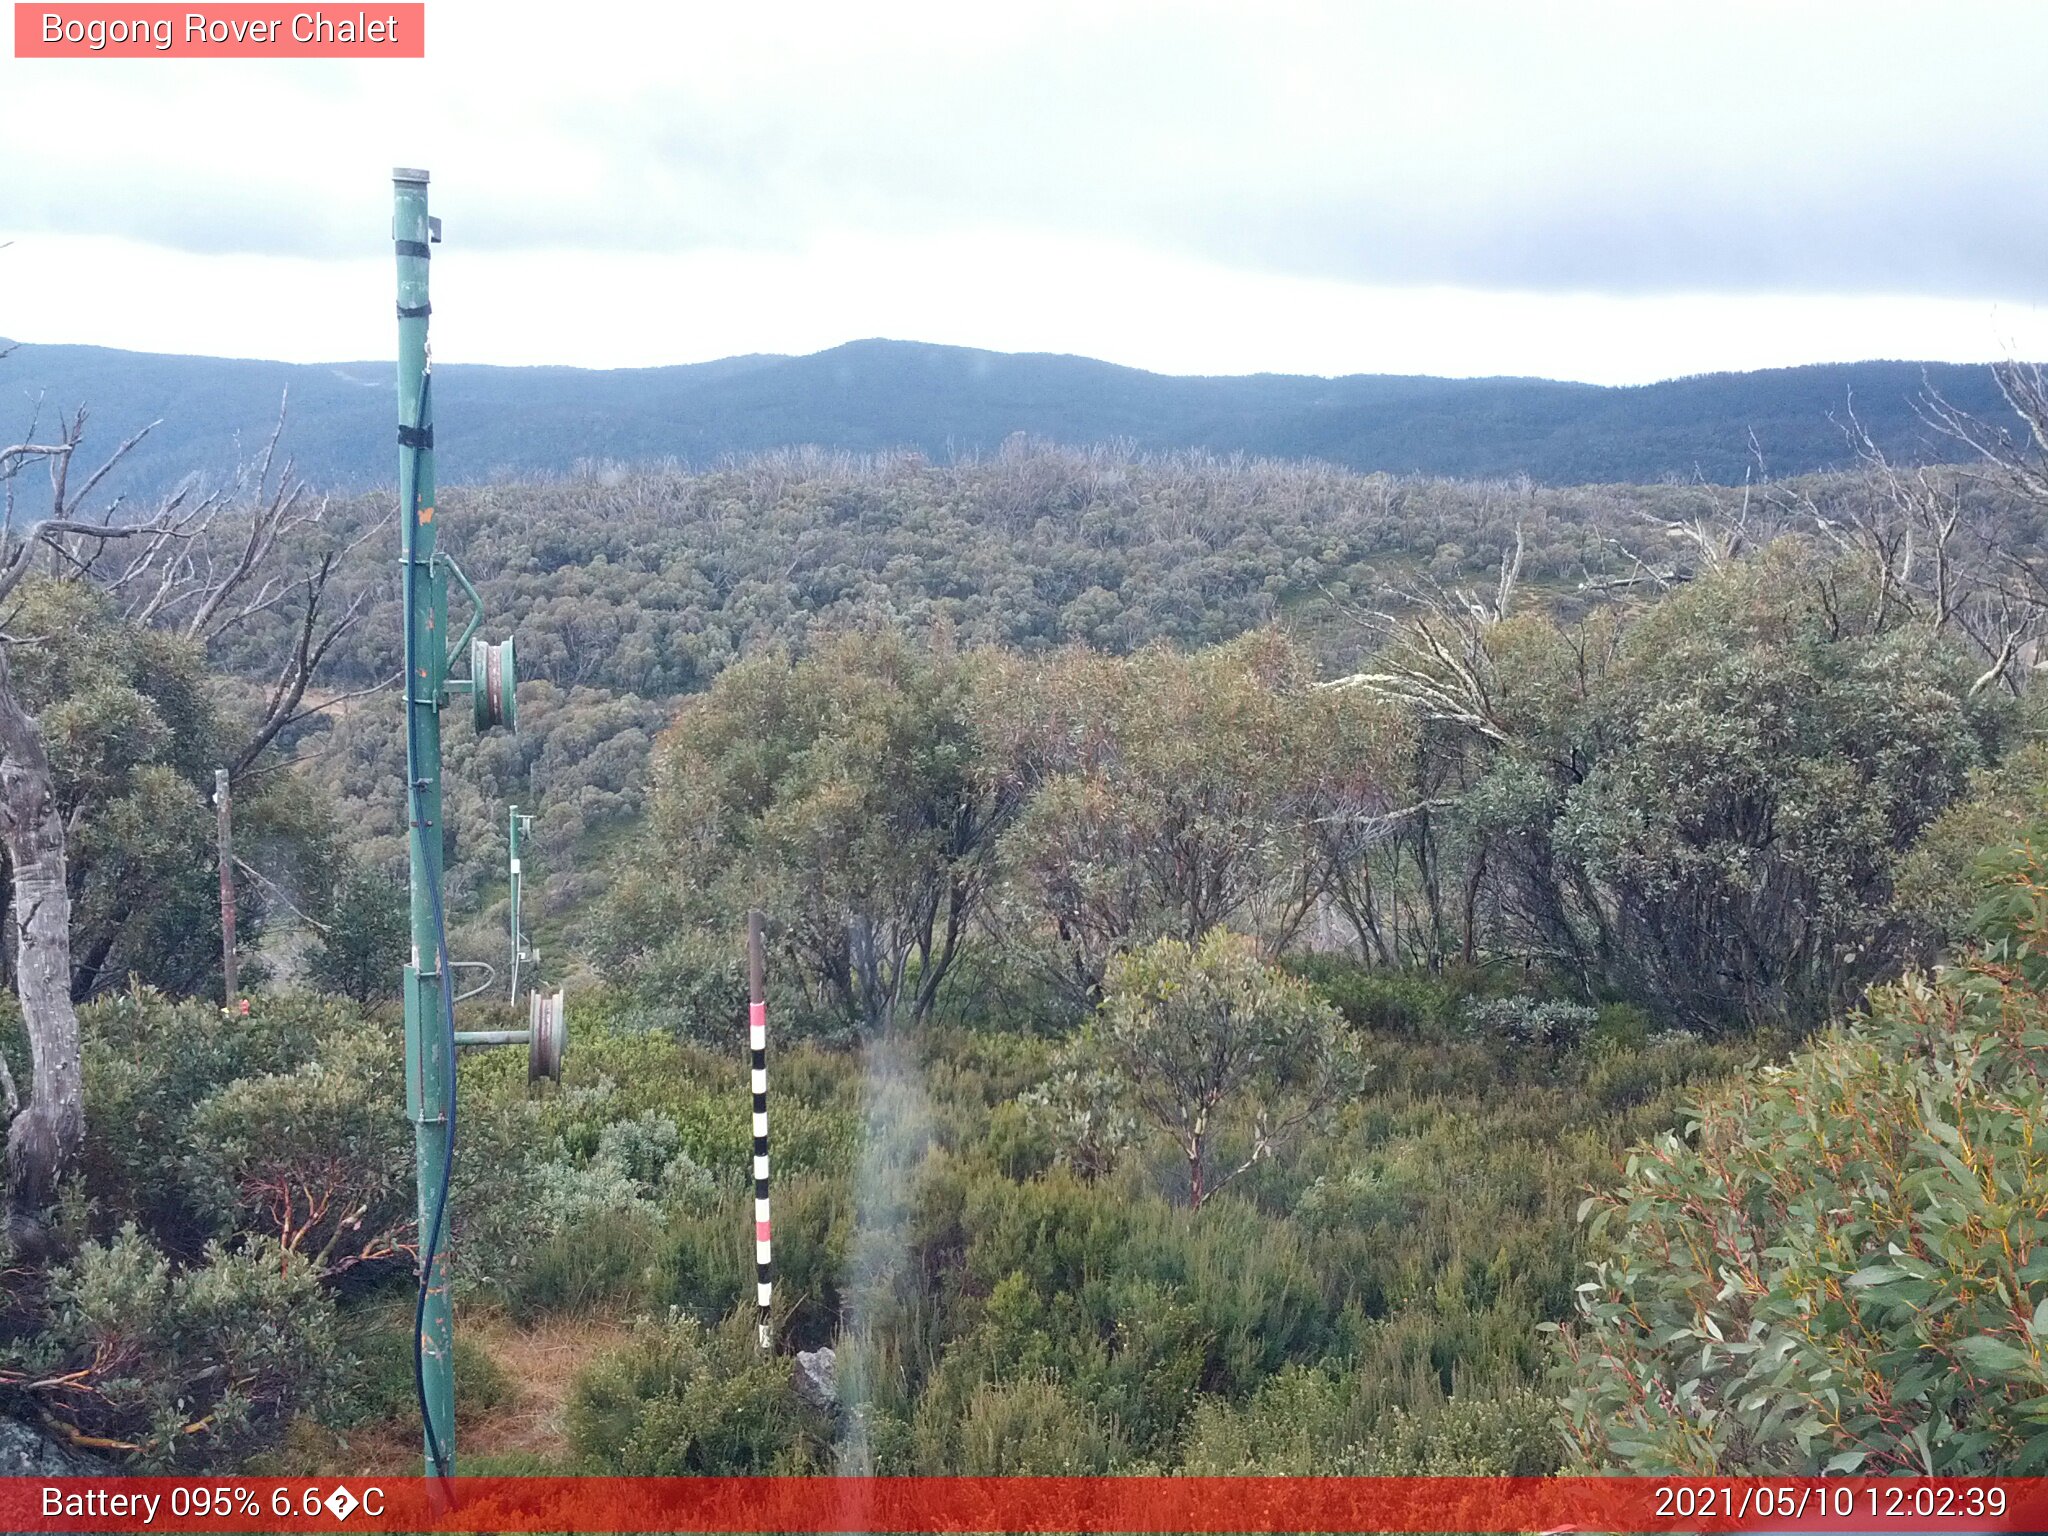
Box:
1170;161;2048;301
5;2;2046;303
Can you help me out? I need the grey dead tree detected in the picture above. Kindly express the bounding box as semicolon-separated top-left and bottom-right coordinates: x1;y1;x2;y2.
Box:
1581;443;1796;597
0;392;387;1219
1319;533;1530;966
1600;375;2048;699
1323;526;1524;743
1794;405;2043;694
1732;378;2048;698
1904;362;2048;695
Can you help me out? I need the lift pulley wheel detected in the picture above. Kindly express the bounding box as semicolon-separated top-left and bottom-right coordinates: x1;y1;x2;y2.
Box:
528;987;566;1084
473;637;517;732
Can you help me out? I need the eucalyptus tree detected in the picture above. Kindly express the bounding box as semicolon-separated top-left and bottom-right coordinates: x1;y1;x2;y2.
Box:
637;627;1016;1035
1336;538;1998;1030
1087;930;1365;1209
984;629;1409;1001
0;395;382;1216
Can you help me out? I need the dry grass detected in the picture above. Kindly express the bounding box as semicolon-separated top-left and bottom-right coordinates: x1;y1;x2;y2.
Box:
287;1309;642;1475
461;1312;641;1463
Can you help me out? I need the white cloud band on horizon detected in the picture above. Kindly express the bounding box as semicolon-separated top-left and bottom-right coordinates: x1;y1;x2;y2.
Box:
2;228;2044;388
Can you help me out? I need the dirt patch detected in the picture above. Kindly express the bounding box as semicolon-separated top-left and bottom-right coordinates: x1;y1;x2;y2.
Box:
298;1310;642;1475
317;1415;421;1477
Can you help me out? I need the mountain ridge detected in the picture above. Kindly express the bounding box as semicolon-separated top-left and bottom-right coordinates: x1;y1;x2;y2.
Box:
0;335;2018;494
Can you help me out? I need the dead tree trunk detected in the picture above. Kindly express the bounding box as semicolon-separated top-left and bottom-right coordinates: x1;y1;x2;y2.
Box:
0;647;81;1215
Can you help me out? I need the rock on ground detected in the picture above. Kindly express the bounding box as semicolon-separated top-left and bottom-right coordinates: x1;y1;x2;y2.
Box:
0;1414;108;1475
792;1346;837;1410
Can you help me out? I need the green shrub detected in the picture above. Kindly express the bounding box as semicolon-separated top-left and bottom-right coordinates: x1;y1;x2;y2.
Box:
1179;1365;1356;1473
1589;1001;1653;1051
335;1303;510;1426
1581;1030;1725;1112
514;1207;663;1313
1117;1197;1331;1395
909;1163;1340;1457
1340;1387;1561;1474
659;1200;751;1324
0;1224;340;1468
1083;931;1367;1208
527;1109;716;1232
183;1026;411;1279
1181;1365;1558;1475
1895;741;2048;941
983;1100;1055;1180
598;933;750;1047
454;1333;515;1416
1460;995;1598;1049
567;1314;830;1473
304;863;409;1004
1284;957;1456;1038
660;1173;849;1347
1017;1065;1140;1179
926;940;1085;1038
78;990;342;1250
909;1375;1126;1473
773;1040;859;1104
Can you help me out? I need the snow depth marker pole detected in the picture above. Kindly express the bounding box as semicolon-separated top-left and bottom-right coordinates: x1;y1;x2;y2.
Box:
749;911;773;1350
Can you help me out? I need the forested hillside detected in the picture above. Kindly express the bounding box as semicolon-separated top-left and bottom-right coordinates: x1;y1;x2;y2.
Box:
241;442;2042;952
0;336;2019;496
10;365;2048;1479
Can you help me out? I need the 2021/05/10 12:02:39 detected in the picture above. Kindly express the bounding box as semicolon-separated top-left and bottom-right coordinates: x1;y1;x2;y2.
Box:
1654;1481;2008;1525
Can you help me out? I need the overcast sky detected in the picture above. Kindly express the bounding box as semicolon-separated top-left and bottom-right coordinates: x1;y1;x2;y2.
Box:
4;0;2046;384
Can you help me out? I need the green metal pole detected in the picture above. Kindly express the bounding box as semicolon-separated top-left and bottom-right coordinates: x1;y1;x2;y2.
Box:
393;165;454;1481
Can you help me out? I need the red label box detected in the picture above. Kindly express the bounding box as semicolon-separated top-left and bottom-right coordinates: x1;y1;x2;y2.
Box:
14;3;425;56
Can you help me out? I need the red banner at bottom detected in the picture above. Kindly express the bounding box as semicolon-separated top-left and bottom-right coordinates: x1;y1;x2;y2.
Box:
4;1476;2042;1533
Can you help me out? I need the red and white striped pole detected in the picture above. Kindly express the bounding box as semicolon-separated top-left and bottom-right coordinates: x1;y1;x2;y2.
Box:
748;911;772;1351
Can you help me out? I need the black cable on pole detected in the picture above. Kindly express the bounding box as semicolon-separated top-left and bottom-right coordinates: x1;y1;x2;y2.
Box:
403;370;458;1482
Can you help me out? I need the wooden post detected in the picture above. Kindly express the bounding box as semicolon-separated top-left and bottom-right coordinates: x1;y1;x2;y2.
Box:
214;768;237;1007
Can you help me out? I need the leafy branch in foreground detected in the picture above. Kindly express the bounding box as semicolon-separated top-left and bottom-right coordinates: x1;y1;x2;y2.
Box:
1556;829;2048;1474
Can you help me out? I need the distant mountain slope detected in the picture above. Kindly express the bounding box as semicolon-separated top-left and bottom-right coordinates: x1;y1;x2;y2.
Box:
0;336;2017;496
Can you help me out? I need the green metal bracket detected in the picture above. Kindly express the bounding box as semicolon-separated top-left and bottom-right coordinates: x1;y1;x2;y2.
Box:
438;552;485;679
